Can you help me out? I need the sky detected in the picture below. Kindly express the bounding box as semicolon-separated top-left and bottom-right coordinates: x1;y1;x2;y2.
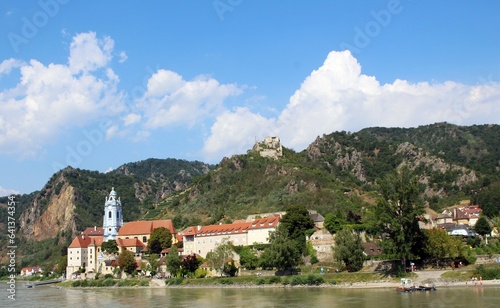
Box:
1;0;499;196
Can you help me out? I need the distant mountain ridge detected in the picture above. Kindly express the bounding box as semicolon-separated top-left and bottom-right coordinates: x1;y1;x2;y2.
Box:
1;122;498;267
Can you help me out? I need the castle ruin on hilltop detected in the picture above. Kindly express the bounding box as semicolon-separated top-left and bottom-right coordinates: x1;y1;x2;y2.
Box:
252;136;283;159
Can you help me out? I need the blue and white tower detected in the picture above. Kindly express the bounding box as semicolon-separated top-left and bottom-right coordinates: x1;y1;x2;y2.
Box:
103;187;123;242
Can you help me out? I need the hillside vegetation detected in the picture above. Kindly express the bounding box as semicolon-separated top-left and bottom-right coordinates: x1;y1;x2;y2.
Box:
1;122;499;268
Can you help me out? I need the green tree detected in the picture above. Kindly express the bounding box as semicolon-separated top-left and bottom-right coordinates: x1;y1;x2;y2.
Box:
165;245;182;277
324;213;346;235
376;166;425;267
147;254;160;277
101;240;118;254
238;246;259;270
333;229;365;272
117;250;136;274
206;239;235;277
148;227;172;254
423;228;463;267
280;205;315;254
260;227;301;272
474;216;492;244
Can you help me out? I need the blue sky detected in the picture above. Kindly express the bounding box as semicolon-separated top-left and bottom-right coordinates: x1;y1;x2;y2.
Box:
1;0;499;196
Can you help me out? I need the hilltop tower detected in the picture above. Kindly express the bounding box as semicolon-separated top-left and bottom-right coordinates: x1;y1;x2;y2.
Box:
103;187;123;242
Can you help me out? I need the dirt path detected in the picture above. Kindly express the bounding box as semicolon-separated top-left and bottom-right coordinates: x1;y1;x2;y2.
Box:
413;270;448;284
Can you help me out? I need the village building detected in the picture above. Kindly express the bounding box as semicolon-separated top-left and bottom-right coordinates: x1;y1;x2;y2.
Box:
66;188;176;279
116;220;177;245
20;266;43;277
182;215;281;258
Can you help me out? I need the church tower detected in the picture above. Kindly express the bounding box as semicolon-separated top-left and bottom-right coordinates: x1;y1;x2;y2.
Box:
103;187;123;242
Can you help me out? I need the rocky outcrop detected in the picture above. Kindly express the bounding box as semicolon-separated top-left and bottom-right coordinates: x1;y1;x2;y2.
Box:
19;171;77;241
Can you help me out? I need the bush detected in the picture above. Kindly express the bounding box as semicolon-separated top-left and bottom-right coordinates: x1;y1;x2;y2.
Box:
290;276;304;286
476;265;500;280
305;274;324;286
104;274;114;279
71;280;81;287
195;268;207;278
219;278;233;285
256;278;266;285
268;276;281;284
101;278;115;287
281;277;290;285
166;277;184;286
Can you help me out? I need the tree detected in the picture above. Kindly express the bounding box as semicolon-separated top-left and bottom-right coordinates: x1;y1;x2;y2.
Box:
324;213;346;235
101;240;118;254
423;228;463;267
206;239;235;277
117;250;136;274
238;246;259;270
147;254;161;277
165;245;181;277
148;227;172;254
333;229;365;272
181;254;199;276
474;216;492;244
260;226;301;272
376;166;425;267
280;205;315;254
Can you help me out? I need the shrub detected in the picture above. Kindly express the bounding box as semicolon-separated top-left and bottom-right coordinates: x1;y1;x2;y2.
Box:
71;280;81;287
290;276;304;286
219;278;233;285
195;268;207;278
256;278;266;285
268;276;281;284
104;274;114;279
281;277;290;285
166;277;184;286
102;278;115;287
476;265;500;280
305;274;324;286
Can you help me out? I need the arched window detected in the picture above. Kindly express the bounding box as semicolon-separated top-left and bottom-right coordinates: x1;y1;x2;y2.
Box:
108;211;112;219
117;211;119;220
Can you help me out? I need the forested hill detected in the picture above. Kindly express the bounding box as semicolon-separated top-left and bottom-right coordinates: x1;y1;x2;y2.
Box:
150;123;500;227
0;158;213;265
2;122;499;267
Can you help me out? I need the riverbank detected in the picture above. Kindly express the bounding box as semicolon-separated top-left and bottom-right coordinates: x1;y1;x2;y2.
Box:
53;268;500;290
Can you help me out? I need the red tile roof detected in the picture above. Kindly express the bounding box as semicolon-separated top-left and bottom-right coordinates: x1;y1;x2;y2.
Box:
118;220;176;236
68;235;104;248
116;238;147;249
82;227;104;237
188;215;280;237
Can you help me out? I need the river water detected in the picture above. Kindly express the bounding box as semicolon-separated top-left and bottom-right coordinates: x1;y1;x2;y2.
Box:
2;284;500;308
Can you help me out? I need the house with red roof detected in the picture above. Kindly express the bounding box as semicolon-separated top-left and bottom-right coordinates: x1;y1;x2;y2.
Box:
116;219;177;246
182;215;280;258
66;234;104;277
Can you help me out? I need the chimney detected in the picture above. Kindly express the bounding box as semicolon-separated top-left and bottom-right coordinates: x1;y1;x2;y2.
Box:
94;226;97;231
197;225;201;231
82;234;85;239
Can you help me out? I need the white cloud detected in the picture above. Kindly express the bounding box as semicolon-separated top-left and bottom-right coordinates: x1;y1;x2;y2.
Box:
123;113;141;126
0;58;24;75
0;186;19;197
0;32;124;156
118;51;128;63
136;71;242;129
68;32;114;74
202;50;500;160
202;107;275;161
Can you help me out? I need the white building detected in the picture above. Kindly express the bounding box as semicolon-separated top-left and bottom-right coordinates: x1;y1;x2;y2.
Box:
182;215;281;258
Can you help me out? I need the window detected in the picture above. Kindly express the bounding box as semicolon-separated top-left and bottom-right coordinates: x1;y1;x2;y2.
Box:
108;211;112;219
143;236;147;242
